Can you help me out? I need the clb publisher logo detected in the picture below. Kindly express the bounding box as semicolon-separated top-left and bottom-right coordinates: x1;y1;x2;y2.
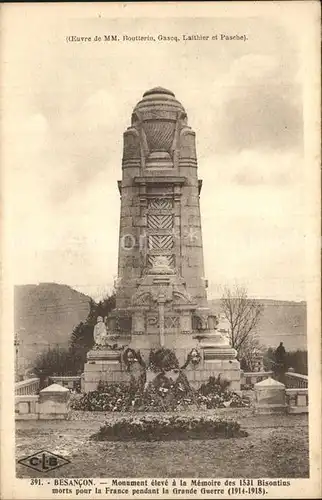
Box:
18;450;70;473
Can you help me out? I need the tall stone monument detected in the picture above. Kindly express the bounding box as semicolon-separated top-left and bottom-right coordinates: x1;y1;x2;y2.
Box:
84;87;240;391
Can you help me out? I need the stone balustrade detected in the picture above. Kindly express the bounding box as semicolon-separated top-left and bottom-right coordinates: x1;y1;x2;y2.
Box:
285;372;308;388
49;376;82;392
15;383;70;420
253;377;309;415
15;378;40;396
286;388;308;413
15;395;39;419
241;370;308;390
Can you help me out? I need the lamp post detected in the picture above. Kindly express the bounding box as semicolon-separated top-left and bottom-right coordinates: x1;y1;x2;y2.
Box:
14;331;20;381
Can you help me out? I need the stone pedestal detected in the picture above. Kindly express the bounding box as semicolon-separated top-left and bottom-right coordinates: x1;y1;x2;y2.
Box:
185;358;240;391
84;349;127;392
38;383;70;419
286;388;309;414
84;344;240;393
254;377;286;414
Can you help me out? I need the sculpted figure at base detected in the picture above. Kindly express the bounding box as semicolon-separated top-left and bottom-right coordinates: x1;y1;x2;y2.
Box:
93;316;108;347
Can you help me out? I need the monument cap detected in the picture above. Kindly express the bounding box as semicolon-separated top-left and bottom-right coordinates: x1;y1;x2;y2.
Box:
133;86;185;115
143;87;175;97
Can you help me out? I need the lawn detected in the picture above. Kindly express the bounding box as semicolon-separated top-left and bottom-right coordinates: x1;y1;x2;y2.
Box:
16;409;309;478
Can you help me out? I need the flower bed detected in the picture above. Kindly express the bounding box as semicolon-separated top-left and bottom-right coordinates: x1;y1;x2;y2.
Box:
71;374;250;412
241;383;254;391
71;381;138;412
91;414;248;441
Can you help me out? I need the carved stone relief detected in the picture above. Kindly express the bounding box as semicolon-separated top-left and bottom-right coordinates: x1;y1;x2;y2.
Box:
147;255;175;269
146;315;179;330
148;198;173;211
147;214;173;230
148;235;174;250
164;316;179;329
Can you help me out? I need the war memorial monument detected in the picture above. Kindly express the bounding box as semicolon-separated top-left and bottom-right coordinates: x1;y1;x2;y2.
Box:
84;87;240;392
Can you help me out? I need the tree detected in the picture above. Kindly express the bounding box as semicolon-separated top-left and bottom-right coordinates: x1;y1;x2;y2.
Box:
285;349;307;375
238;335;265;372
33;347;78;380
31;293;117;378
220;286;264;368
263;347;275;371
263;347;308;375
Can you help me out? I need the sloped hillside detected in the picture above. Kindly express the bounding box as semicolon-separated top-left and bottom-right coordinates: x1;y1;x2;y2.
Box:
15;283;91;377
256;299;307;350
209;299;307;351
15;283;307;379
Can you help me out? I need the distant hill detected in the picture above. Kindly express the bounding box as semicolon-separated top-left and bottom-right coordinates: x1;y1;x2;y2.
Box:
15;284;307;379
209;299;307;351
15;283;91;377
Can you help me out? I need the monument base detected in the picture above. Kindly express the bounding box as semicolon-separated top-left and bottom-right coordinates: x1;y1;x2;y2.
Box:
185;358;241;391
83;347;241;393
84;349;129;392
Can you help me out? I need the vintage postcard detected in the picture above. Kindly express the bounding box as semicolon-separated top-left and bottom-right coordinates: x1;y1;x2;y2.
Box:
1;1;321;499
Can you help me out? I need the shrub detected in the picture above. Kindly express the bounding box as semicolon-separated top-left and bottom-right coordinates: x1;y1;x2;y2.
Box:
91;414;247;441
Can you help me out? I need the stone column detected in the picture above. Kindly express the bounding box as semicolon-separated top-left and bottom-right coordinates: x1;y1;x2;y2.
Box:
132;311;145;335
158;296;166;347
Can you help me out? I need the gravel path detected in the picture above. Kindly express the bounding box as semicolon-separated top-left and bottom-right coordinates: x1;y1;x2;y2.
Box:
69;407;254;422
16;410;308;478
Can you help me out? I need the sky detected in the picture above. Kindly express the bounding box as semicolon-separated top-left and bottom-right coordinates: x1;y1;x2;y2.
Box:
3;5;316;302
